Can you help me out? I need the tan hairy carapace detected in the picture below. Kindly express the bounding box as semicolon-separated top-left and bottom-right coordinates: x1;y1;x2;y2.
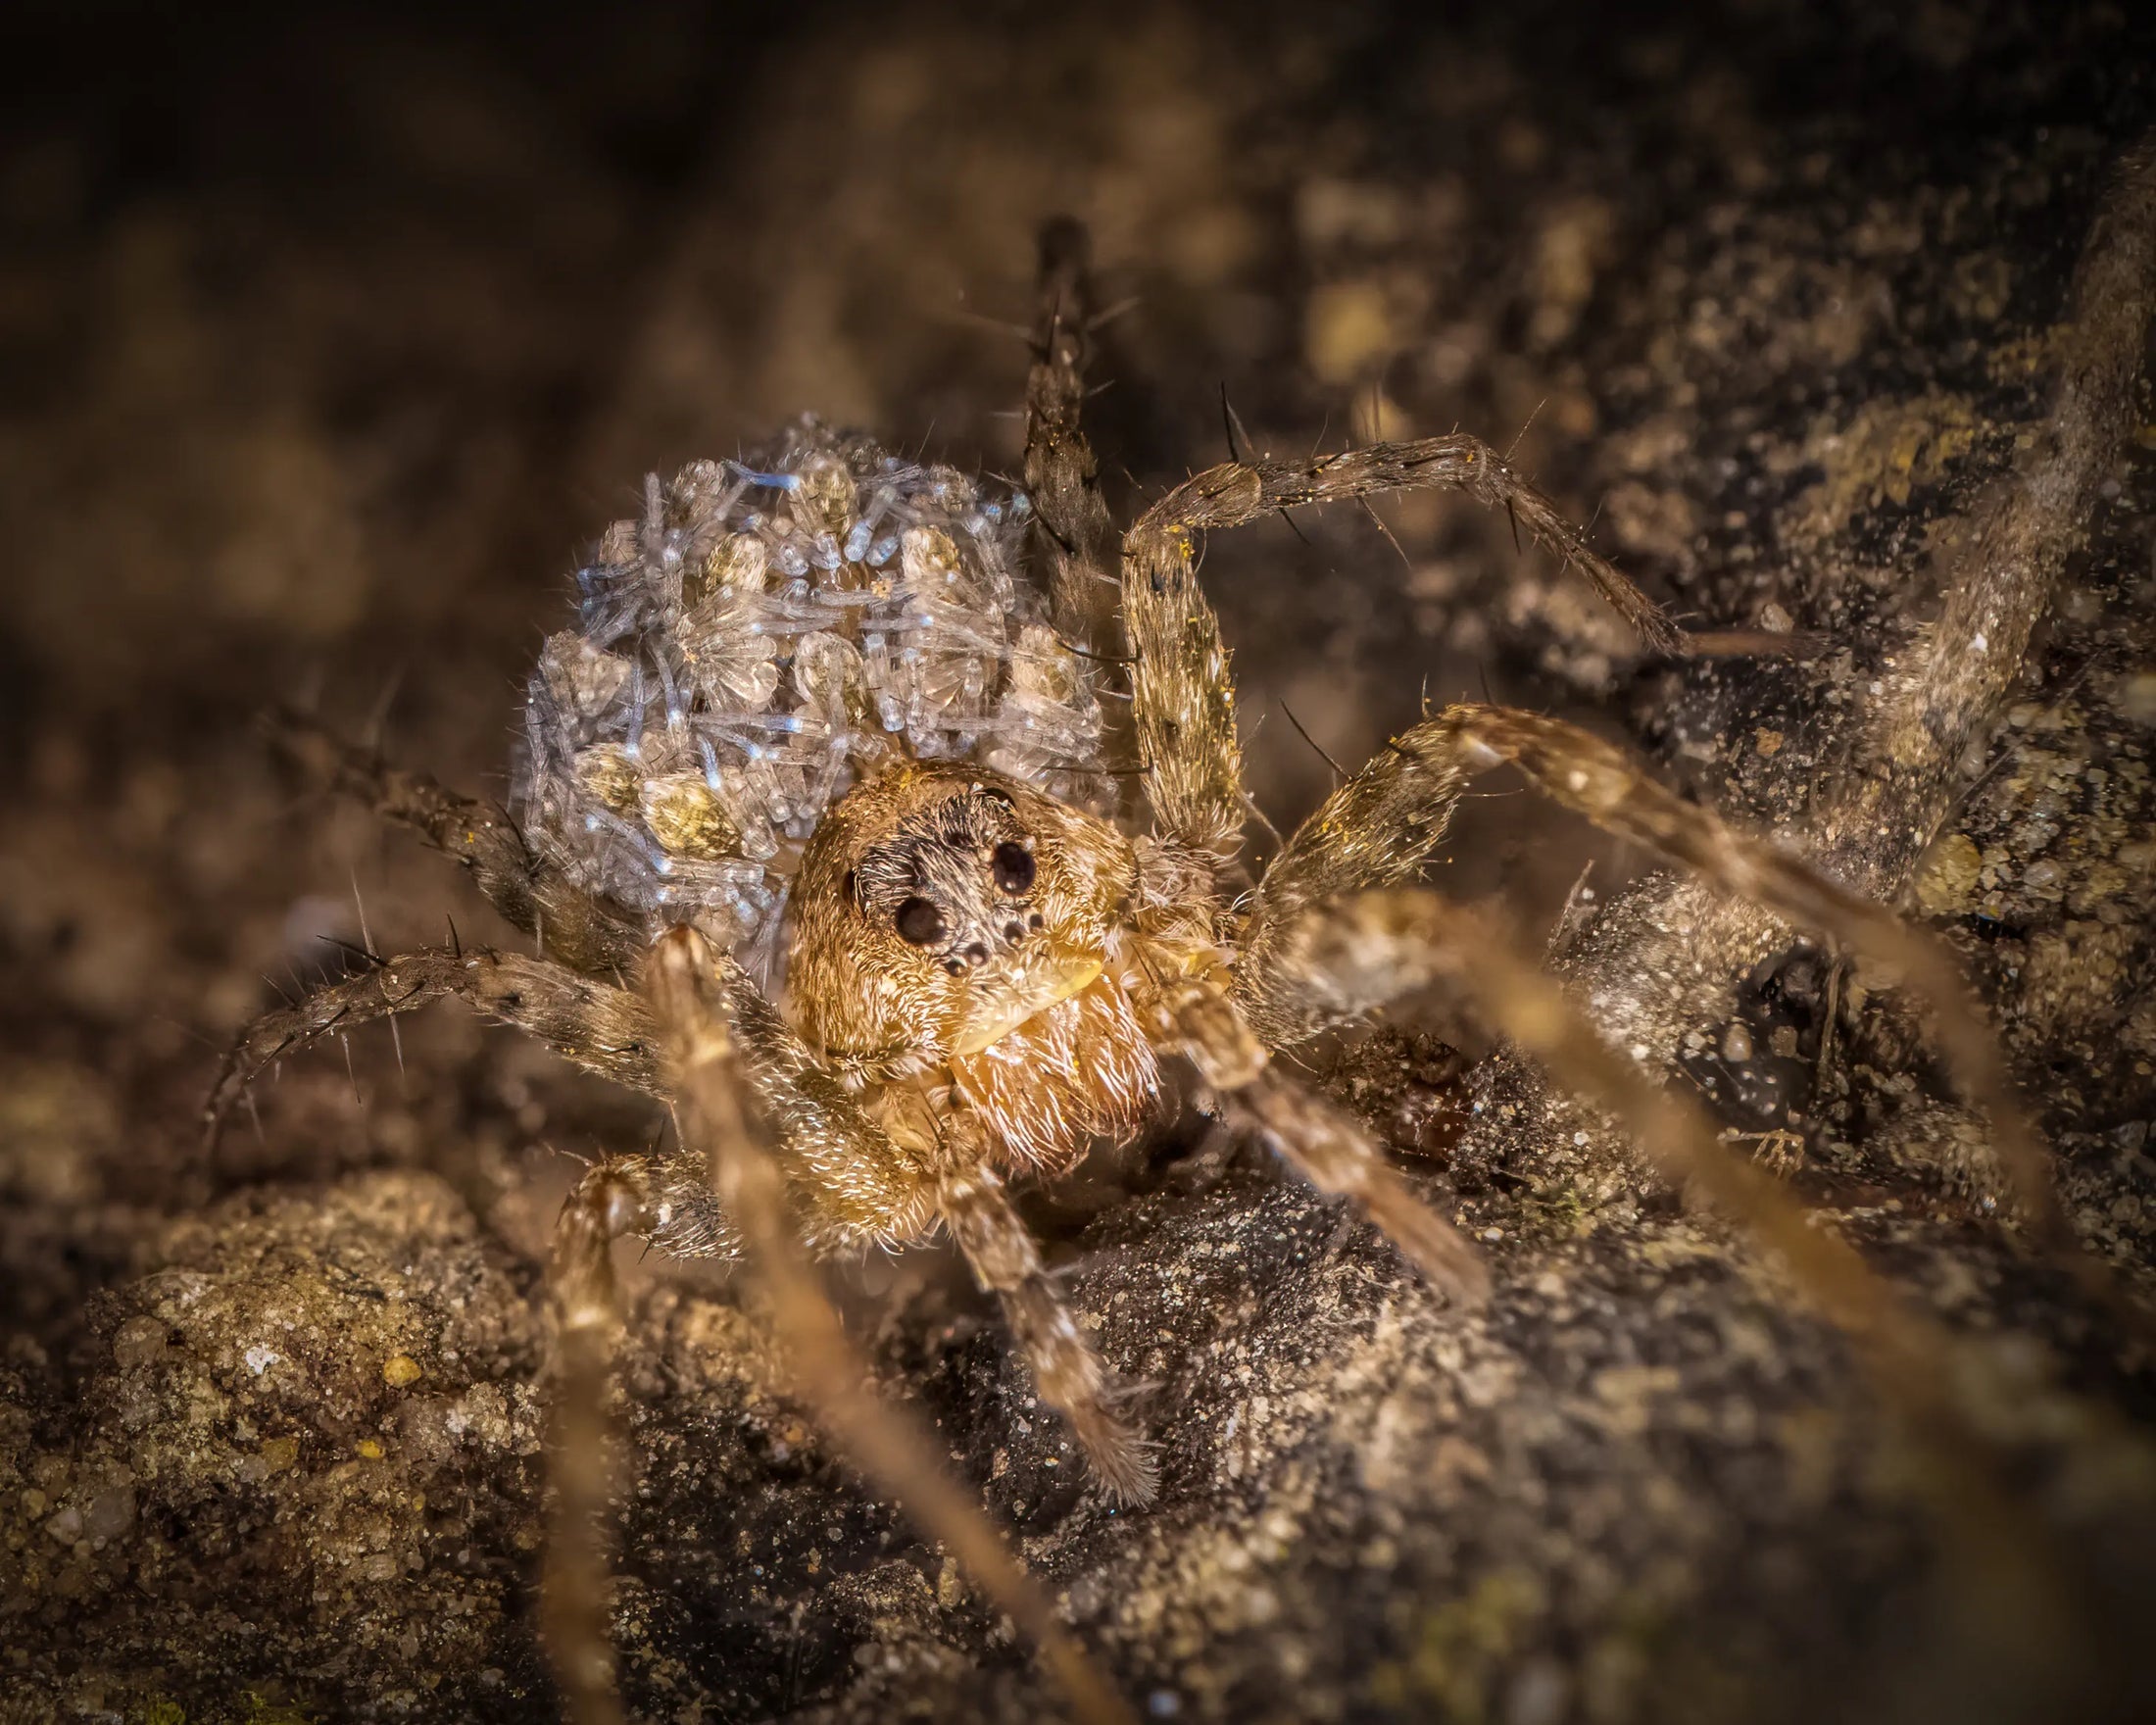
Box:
787;759;1206;1173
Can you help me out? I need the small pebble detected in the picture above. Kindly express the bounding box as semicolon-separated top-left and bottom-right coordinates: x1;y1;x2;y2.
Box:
259;1436;300;1475
383;1354;422;1388
111;1315;168;1370
83;1485;136;1543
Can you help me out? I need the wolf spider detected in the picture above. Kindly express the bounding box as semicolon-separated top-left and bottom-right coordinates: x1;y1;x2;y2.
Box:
206;220;2063;1725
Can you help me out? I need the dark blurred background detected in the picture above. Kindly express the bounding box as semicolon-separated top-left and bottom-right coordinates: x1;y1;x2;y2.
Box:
3;2;2152;1721
9;0;2141;743
8;0;2144;1009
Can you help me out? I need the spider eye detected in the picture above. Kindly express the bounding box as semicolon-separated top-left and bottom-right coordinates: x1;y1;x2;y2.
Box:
991;841;1035;896
894;895;946;947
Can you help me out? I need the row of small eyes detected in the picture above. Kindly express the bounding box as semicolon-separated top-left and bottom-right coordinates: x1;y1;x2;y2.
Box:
893;841;1036;948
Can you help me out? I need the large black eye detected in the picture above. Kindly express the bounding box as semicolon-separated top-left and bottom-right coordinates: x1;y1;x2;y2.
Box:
991;841;1035;896
894;895;946;947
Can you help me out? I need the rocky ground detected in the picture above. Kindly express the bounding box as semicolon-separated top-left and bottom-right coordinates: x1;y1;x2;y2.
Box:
2;2;2153;1721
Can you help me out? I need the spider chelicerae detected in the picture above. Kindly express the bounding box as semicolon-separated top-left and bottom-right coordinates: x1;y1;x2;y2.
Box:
204;219;2077;1725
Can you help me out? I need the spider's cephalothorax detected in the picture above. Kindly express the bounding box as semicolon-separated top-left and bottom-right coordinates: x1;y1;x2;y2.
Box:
788;761;1161;1171
209;217;2072;1725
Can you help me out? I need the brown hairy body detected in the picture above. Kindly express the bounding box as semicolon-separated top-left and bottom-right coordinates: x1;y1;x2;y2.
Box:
198;184;2156;1725
791;760;1198;1175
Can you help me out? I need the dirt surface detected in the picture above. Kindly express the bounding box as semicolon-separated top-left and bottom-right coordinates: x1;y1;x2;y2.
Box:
3;3;2154;1721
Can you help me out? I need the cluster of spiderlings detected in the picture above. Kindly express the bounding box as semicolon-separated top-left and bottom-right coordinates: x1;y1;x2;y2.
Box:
512;417;1107;974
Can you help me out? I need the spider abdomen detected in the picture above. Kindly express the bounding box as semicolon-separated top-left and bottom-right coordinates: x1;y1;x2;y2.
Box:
510;417;1109;975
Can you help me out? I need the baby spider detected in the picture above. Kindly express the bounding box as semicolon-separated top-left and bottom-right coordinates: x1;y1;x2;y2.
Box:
207;220;2056;1725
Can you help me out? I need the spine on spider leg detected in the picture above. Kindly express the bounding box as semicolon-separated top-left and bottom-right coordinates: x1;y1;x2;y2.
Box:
199;945;668;1150
1119;430;1697;872
1134;435;1684;658
266;708;531;900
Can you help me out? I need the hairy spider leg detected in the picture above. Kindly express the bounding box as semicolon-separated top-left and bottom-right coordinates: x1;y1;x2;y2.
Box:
202;945;664;1147
268;709;648;975
1141;963;1490;1306
1116;435;1686;858
935;1147;1159;1504
644;927;1134;1725
543;1157;657;1725
1235;705;2067;1251
1023;217;1124;659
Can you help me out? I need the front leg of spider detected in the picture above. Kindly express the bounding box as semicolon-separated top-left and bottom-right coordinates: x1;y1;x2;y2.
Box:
642;926;1135;1725
540;1156;656;1725
1148;963;1492;1305
938;1145;1159;1505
